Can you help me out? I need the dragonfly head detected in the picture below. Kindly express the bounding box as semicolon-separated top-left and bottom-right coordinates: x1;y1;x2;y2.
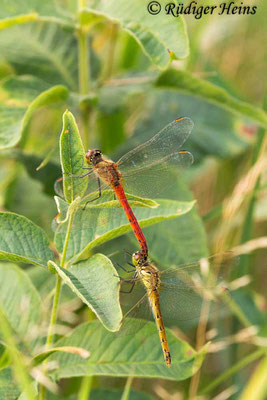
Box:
85;149;102;165
132;251;147;266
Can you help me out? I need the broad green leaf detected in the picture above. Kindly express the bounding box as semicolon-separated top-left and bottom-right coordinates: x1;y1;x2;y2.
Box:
0;75;68;149
0;263;42;347
0;23;78;89
20;84;69;147
0;0;68;19
60;110;87;203
156;69;267;129
0;368;20;400
54;197;195;264
49;320;205;380
55;191;157;219
0;14;38;30
51;254;122;332
32;346;90;366
0;212;54;267
81;0;189;67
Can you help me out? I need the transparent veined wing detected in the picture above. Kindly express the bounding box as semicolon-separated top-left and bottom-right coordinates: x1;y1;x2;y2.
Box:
117;117;194;173
117;252;240;336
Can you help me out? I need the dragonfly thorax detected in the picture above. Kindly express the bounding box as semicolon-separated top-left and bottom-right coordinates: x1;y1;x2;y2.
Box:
137;263;161;292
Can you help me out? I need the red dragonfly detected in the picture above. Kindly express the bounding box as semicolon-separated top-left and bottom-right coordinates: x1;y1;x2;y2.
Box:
62;117;194;255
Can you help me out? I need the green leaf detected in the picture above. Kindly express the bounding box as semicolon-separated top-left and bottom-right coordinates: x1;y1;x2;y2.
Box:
0;212;54;267
0;75;68;149
60;110;88;204
81;0;189;67
156;69;267;128
0;263;42;347
0;13;38;30
0;23;78;89
51;254;122;332
0;1;68;20
81;191;158;209
0;368;20;400
54;197;195;264
20;84;69;147
49;320;205;380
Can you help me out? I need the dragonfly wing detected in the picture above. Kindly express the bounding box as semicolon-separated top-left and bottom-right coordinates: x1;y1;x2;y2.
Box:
120;150;193;199
117;279;156;337
155;253;239;327
117;117;194;172
160;252;239;284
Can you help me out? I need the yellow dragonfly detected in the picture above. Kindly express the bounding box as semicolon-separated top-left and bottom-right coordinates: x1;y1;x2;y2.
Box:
117;251;239;368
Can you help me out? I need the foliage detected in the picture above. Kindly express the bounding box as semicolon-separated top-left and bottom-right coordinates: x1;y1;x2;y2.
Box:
0;0;266;399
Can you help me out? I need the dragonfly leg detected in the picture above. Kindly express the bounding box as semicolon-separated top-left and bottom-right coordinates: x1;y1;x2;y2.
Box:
116;262;136;274
80;158;92;170
114;274;135;282
119;271;138;293
114;271;138;282
123;248;133;257
120;281;136;294
83;178;102;210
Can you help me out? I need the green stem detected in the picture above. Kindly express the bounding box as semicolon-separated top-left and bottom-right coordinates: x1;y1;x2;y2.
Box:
45;275;62;348
239;125;265;276
78;376;93;400
77;0;91;149
223;291;251;328
39;211;74;400
200;349;265;394
78;30;90;95
0;309;36;400
121;376;134;400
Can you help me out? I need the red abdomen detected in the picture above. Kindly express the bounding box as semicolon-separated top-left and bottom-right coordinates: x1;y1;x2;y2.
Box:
114;184;148;256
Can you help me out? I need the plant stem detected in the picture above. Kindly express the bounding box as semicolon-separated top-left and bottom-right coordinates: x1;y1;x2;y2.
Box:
239;121;266;276
78;30;90;96
121;375;134;400
200;349;265;394
77;0;91;149
45;275;62;348
39;211;74;400
78;376;93;400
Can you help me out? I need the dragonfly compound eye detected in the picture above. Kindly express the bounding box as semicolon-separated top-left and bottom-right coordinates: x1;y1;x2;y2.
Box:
132;251;142;262
85;149;102;163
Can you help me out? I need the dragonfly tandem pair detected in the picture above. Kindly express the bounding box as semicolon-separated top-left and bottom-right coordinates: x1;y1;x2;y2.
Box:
66;116;195;367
